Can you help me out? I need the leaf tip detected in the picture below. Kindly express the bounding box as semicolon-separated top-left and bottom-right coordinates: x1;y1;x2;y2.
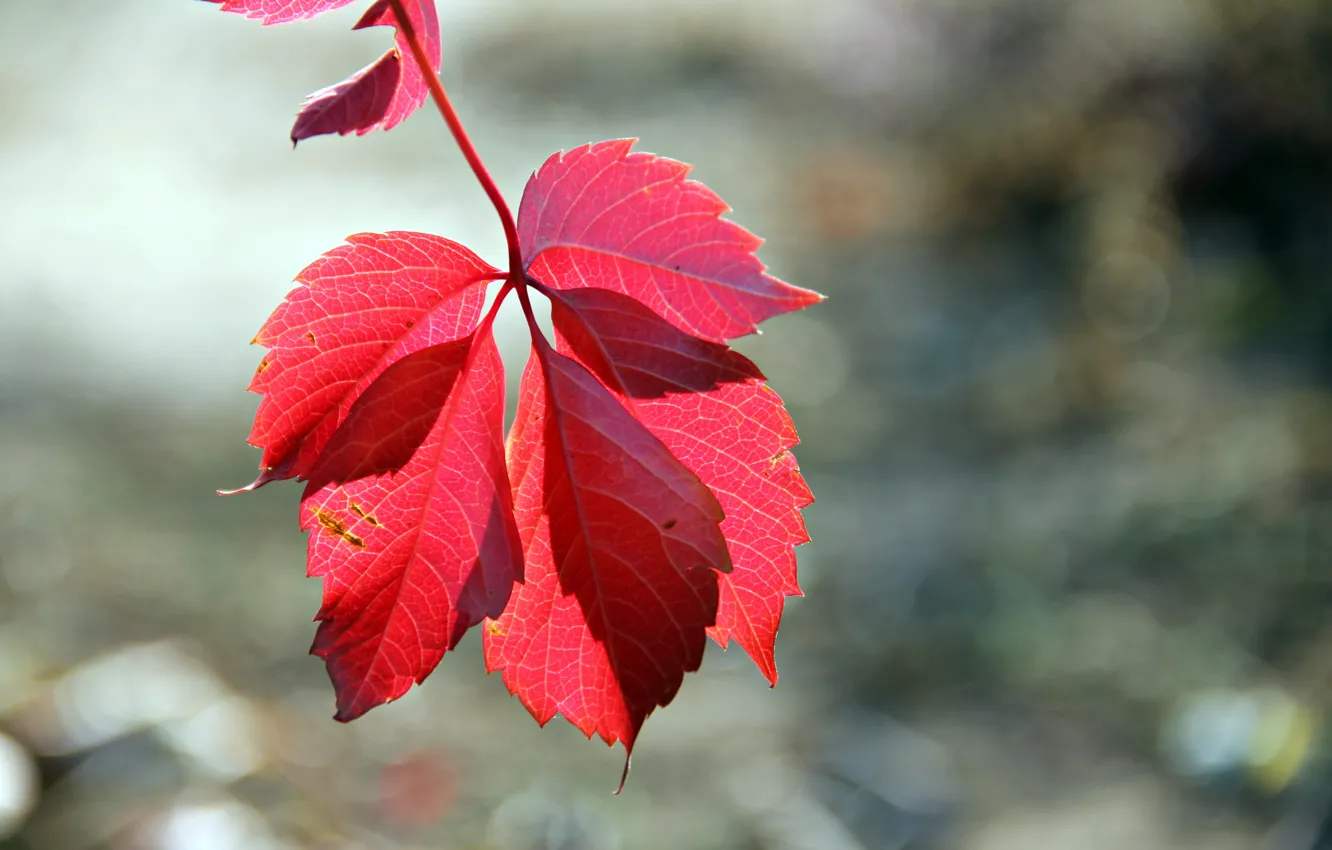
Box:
332;701;368;723
218;468;277;496
614;753;631;795
329;684;369;723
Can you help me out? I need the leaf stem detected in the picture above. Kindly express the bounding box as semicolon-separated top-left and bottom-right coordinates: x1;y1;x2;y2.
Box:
480;277;517;335
515;279;550;352
387;0;524;275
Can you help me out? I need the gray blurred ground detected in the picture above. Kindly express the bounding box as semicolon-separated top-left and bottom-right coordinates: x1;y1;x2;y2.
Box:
2;1;1332;848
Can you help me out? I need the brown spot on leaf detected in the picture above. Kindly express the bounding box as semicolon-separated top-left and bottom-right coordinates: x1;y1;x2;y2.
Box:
313;507;365;549
487;620;506;637
304;331;317;344
348;502;382;527
661;518;678;530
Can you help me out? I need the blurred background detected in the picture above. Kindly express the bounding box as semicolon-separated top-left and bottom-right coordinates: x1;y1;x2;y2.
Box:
2;0;1331;847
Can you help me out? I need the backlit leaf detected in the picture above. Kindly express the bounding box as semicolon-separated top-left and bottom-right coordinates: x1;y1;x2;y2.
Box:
519;139;823;342
550;287;810;685
237;231;497;491
484;342;731;756
303;327;521;720
205;0;441;141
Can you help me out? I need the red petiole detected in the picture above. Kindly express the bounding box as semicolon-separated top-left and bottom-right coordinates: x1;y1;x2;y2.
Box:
386;0;525;278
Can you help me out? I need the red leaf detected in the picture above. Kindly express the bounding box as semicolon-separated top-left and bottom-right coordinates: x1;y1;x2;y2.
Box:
233;230;518;719
204;0;359;25
206;0;441;141
518;139;823;342
291;1;441;142
550;287;810;684
303;326;521;721
235;231;498;492
289;48;403;143
484;341;732;756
